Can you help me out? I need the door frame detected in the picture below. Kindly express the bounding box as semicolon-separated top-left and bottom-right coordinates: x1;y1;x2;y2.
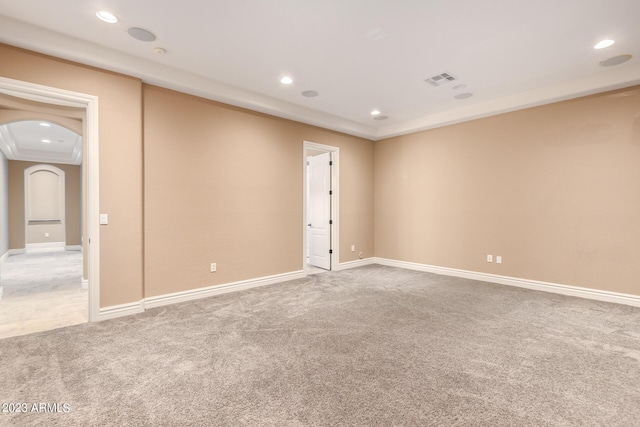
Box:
303;141;339;273
0;76;101;322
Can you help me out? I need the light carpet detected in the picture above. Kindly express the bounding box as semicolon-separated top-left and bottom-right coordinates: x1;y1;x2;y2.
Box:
1;265;639;426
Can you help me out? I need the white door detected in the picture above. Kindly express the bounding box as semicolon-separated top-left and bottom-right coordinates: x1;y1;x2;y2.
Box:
308;152;331;270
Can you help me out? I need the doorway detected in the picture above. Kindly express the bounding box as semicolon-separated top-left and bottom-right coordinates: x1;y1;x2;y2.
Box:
0;121;84;339
304;141;339;274
0;77;100;336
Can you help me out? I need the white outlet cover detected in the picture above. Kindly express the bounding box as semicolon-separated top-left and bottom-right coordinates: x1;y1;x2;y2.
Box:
487;254;493;263
99;214;108;225
496;256;502;264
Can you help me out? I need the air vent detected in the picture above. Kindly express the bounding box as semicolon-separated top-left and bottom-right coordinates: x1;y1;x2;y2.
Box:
425;72;457;86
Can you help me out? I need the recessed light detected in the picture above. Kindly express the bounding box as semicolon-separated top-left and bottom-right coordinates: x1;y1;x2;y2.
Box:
594;39;615;49
280;76;293;85
371;110;381;116
302;90;319;97
454;93;474;100
39;122;51;127
599;54;632;67
42;139;51;143
96;11;118;24
128;27;157;42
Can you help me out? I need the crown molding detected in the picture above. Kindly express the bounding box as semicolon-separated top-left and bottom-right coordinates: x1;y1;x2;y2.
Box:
1;15;638;141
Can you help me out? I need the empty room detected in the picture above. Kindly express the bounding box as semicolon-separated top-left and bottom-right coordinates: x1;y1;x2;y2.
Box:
0;1;639;426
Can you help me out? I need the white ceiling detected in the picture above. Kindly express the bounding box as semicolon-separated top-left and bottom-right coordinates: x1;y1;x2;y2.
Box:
0;120;82;165
0;0;638;140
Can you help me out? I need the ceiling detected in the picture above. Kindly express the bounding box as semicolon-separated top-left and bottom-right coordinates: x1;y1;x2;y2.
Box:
0;120;82;165
0;0;638;140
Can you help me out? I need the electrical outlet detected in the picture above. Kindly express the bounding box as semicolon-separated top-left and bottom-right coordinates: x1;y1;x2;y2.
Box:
45;232;49;238
487;254;493;263
496;256;502;264
351;245;355;252
210;263;217;273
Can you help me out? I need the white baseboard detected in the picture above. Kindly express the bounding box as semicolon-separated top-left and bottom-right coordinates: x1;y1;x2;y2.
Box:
98;301;145;321
95;257;640;323
375;257;640;308
8;248;26;256
65;245;82;251
96;270;306;322
0;251;8;264
26;242;65;252
145;270;306;309
81;278;89;289
97;264;373;321
334;257;375;271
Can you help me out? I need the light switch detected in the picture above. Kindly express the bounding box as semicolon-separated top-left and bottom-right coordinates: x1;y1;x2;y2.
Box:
100;214;109;225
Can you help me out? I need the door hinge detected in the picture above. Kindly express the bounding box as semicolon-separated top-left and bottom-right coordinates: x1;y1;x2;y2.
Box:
329;220;333;225
329;161;333;166
329;249;333;254
329;190;332;195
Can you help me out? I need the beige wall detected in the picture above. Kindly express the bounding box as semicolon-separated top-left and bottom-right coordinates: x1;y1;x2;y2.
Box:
143;85;374;297
375;86;640;296
2;42;636;308
0;44;144;307
8;161;81;247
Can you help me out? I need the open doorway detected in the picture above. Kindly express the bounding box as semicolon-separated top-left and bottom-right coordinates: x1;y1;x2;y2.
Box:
304;141;339;275
0;77;100;338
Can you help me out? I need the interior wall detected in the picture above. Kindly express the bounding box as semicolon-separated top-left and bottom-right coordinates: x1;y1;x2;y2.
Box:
0;149;8;258
143;85;374;297
8;42;636;309
375;86;640;296
8;161;81;248
0;44;144;307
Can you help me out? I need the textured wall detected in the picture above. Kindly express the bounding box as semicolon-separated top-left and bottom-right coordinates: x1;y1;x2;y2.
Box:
4;41;636;308
143;85;374;297
375;86;640;296
0;44;144;307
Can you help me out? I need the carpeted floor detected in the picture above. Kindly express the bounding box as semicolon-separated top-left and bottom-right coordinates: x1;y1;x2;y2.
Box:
1;265;639;426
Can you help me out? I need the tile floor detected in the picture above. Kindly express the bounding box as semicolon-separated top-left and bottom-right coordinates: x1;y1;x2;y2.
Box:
0;255;325;339
0;247;87;339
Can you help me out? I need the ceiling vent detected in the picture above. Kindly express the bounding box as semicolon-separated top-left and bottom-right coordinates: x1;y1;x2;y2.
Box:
425;72;457;86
